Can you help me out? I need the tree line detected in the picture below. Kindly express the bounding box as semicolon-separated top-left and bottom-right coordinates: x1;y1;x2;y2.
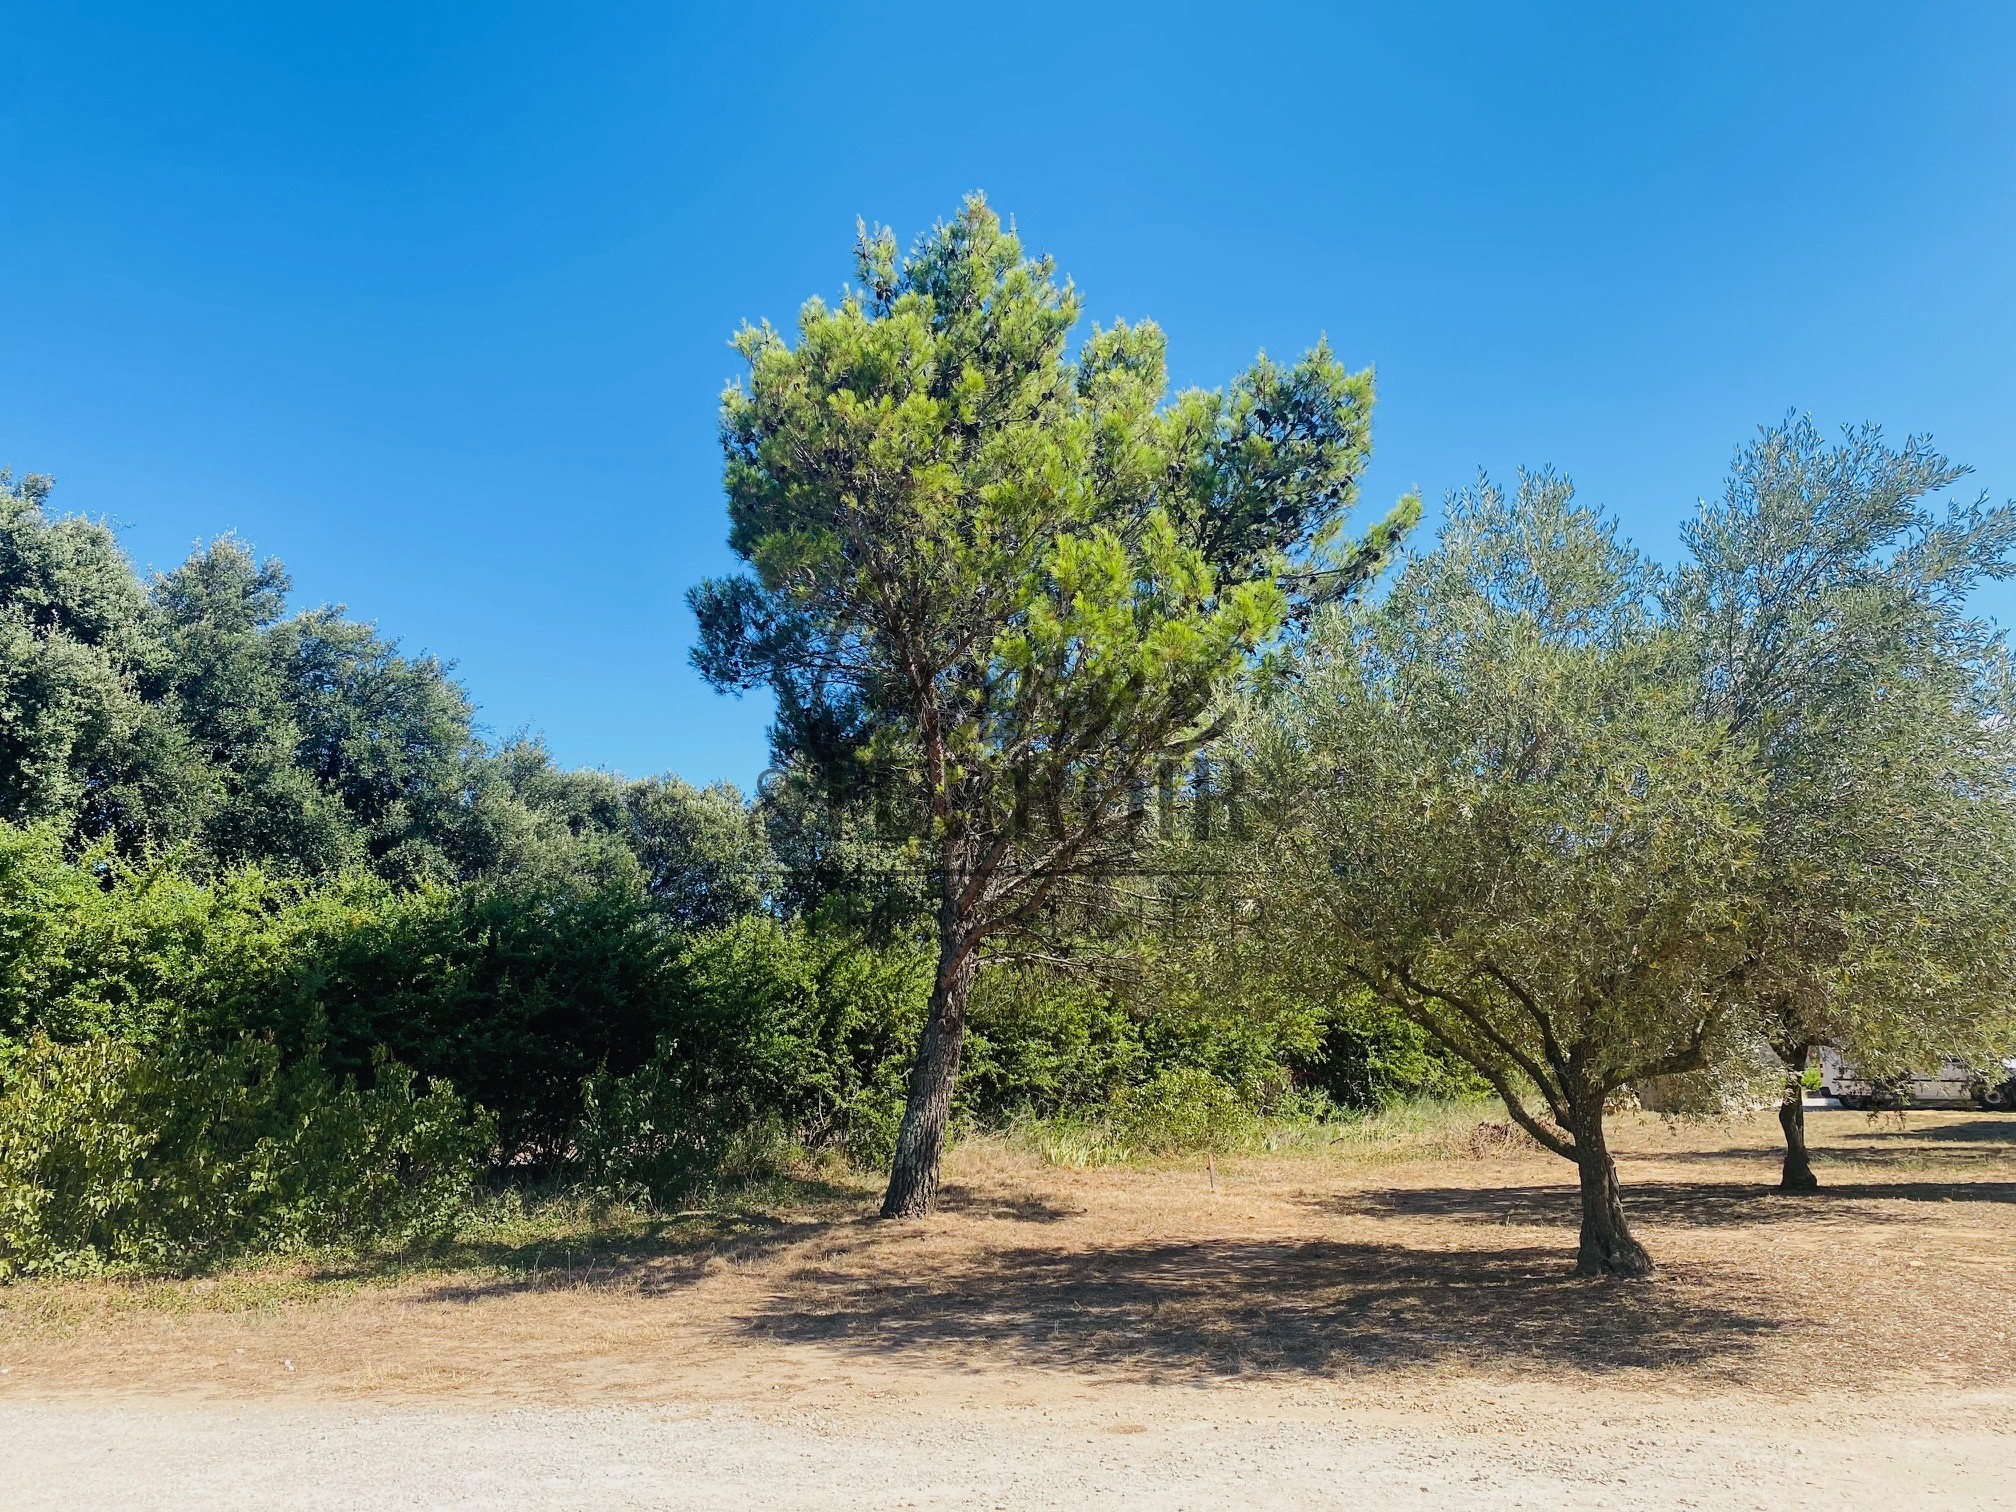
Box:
3;194;2011;1279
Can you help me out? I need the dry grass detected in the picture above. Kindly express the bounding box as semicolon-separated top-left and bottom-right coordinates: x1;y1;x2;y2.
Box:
1;1106;2010;1414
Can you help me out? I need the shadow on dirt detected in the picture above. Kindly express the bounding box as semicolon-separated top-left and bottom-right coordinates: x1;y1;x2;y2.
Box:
281;1120;2000;1379
934;1185;1084;1223
1638;1113;2016;1172
1831;1115;2016;1146
305;1190;867;1302
733;1236;1787;1381
357;1218;847;1302
1320;1175;2015;1232
307;1182;1082;1303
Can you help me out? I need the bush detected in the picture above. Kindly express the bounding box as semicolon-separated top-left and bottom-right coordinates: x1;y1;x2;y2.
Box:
1018;1067;1264;1167
573;918;929;1204
283;873;678;1164
1296;994;1486;1110
0;1033;489;1276
959;951;1338;1124
960;970;1144;1119
263;880;923;1172
0;824;305;1051
0;818;1487;1255
1112;934;1328;1106
1108;1067;1256;1155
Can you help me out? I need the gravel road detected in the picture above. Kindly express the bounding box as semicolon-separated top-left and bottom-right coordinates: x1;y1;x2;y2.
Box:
9;1118;2012;1510
5;1398;2009;1511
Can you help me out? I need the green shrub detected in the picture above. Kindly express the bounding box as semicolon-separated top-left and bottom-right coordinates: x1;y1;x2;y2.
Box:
961;970;1144;1119
1109;1067;1256;1155
0;817;1484;1248
268;883;923;1172
1111;934;1327;1106
572;918;928;1204
572;1057;764;1205
1296;993;1486;1110
0;829;698;1169
0;825;305;1051
284;873;677;1164
0;1033;489;1276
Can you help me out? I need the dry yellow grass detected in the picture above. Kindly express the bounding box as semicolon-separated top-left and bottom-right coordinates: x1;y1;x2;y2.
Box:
1;1106;2010;1413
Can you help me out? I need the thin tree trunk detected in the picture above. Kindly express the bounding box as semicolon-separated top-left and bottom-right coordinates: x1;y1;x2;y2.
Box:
879;929;980;1219
1570;1103;1654;1278
1777;1049;1819;1192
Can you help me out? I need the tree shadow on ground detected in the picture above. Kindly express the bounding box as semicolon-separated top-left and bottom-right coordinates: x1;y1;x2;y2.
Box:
1832;1115;2016;1146
734;1236;1788;1382
311;1180;1085;1304
1637;1114;2016;1171
934;1185;1083;1223
304;1174;873;1301
326;1214;841;1301
1320;1174;2016;1232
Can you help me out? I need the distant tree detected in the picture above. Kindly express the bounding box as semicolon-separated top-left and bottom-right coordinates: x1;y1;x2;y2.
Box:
144;537;362;873
469;739;773;927
144;536;485;881
0;480;533;882
456;738;631;883
1673;418;2016;1190
269;605;480;880
691;196;1412;1216
0;470;191;846
0;473;784;962
1253;475;1758;1276
753;759;932;941
623;773;772;931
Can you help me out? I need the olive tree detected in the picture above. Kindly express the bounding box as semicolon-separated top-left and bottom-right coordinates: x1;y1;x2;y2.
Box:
1673;418;2016;1190
1253;474;1758;1276
690;197;1411;1216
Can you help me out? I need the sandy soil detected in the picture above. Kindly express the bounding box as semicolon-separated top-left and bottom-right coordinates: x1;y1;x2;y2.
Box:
3;1108;2012;1509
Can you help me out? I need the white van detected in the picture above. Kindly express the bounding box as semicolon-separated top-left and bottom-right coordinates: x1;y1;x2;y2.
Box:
1815;1047;2016;1111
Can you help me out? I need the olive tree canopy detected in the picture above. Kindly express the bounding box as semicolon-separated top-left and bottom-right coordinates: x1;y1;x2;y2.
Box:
1673;418;2016;1189
1252;474;1758;1276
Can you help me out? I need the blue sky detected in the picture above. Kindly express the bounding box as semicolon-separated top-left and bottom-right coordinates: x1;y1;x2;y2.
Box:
4;3;2011;787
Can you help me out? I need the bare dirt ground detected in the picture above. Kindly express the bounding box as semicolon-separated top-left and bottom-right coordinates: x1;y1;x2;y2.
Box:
3;1108;2012;1509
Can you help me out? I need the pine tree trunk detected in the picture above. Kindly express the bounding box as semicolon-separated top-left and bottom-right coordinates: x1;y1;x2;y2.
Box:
1777;1060;1820;1192
879;931;980;1219
1571;1102;1655;1278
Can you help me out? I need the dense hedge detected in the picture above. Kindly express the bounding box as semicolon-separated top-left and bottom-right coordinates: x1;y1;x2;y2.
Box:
0;1034;483;1276
0;820;1462;1273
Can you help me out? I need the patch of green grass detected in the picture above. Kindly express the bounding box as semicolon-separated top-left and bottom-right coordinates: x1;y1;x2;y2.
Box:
0;1165;879;1340
1001;1094;1505;1169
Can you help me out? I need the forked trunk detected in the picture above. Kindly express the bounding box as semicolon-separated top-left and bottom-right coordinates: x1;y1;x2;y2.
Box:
879;932;980;1219
1570;1104;1654;1278
1777;1074;1819;1192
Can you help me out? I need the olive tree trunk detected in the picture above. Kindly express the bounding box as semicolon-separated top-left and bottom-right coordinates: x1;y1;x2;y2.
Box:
1777;1076;1819;1193
879;930;981;1219
1570;1103;1654;1278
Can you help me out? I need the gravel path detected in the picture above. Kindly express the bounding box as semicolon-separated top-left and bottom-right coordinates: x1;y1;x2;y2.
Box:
5;1398;2009;1511
9;1118;2012;1510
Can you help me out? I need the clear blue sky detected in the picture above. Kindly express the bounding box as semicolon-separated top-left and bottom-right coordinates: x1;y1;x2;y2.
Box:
5;3;2011;787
